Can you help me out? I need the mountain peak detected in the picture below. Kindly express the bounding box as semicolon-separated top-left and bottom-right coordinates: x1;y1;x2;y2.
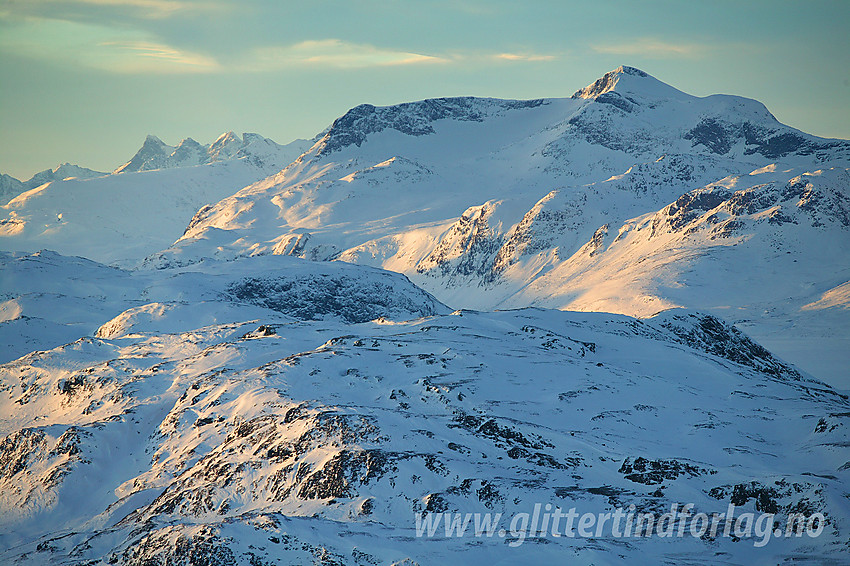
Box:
616;65;649;77
242;132;265;144
210;131;241;146
572;65;687;102
114;135;173;174
143;134;167;146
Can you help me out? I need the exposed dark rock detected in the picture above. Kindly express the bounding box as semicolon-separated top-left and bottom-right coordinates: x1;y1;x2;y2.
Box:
684;118;732;155
0;428;47;479
226;273;442;323
619;457;711;485
594;92;637;113
297;449;391;500
120;526;237;566
652;311;806;381
319;97;546;155
241;325;277;339
708;479;825;520
684;118;848;159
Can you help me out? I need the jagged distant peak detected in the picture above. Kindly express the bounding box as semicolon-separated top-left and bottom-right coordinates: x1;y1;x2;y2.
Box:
113;135;172;174
50;162;100;175
242;132;265;144
572;65;651;99
21;163;106;189
0;162;107;203
106;130;310;177
142;134;169;147
116;132;242;174
0;173;25;204
210;130;242;148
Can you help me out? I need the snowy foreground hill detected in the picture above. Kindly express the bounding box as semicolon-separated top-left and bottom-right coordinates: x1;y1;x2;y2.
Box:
1;251;849;564
1;67;849;564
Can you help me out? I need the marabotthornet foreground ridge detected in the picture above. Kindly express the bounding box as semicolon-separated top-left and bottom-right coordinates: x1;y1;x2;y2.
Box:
0;67;848;564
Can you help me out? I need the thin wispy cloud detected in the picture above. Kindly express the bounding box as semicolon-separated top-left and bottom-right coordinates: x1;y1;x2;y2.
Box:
248;39;447;70
0;16;220;73
0;16;445;74
97;40;221;72
1;6;556;75
493;52;557;62
592;38;706;58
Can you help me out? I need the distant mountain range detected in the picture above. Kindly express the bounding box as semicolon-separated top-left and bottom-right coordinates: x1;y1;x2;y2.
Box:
0;132;312;205
112;131;309;175
0;133;312;264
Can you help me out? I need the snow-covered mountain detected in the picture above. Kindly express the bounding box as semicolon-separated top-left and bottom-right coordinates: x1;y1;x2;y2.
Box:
113;132;310;175
1;250;848;564
0;133;313;265
488;165;850;385
0;164;106;205
2;66;849;564
145;66;850;387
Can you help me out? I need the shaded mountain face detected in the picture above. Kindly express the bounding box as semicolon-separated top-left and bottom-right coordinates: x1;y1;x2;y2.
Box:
146;66;850;386
1;250;848;565
0;174;25;205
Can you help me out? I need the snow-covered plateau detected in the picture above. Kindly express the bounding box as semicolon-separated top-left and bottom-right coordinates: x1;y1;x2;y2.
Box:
0;66;848;564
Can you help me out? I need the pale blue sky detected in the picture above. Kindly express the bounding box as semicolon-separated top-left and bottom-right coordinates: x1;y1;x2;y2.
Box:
1;0;848;179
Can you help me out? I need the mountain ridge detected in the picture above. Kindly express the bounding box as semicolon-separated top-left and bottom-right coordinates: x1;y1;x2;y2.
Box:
0;163;107;205
0;131;314;205
113;131;312;174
